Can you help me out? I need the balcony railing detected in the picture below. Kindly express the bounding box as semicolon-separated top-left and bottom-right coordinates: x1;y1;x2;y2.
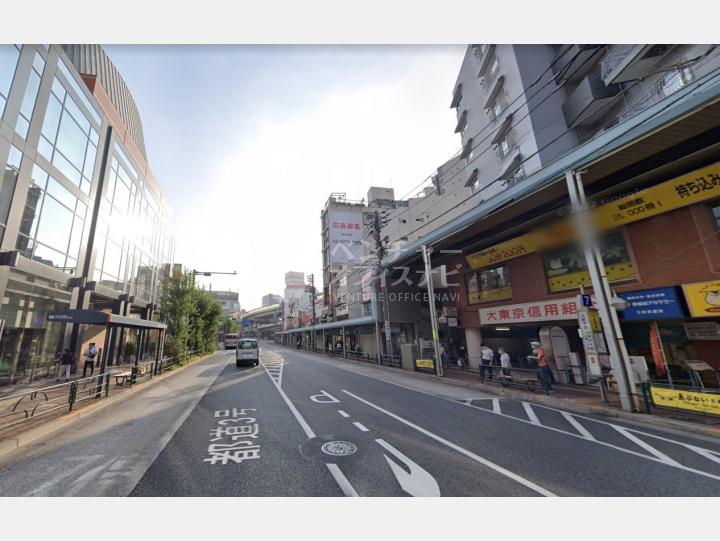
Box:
618;68;690;123
600;44;639;81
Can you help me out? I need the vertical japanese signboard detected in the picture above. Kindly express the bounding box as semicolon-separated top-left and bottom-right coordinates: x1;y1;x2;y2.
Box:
328;211;364;265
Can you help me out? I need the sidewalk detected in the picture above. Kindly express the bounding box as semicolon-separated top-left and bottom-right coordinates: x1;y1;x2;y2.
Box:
0;360;146;401
289;345;720;437
438;364;720;433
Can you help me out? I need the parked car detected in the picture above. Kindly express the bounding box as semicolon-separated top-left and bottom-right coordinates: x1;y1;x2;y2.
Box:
223;334;238;350
236;339;259;367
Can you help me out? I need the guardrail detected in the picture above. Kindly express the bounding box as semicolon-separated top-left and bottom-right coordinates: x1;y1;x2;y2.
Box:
0;349;207;434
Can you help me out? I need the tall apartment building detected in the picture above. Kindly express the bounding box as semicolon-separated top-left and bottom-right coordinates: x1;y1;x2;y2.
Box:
0;45;175;385
262;293;282;307
283;271;313;329
375;45;720;256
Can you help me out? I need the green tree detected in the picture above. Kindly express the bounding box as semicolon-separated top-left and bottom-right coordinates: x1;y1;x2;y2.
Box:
160;268;223;360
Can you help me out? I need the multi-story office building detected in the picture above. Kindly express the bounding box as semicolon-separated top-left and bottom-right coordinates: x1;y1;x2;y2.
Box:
209;290;241;319
0;45;174;385
262;293;282;307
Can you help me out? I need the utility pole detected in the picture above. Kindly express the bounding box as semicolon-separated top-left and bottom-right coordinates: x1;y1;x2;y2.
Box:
565;170;637;412
372;210;393;359
309;273;316;350
422;245;443;377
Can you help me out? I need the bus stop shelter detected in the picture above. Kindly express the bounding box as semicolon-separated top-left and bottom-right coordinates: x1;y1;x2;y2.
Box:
47;309;167;374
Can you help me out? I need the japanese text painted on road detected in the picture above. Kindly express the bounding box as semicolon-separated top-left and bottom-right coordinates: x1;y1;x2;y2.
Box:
204;408;261;465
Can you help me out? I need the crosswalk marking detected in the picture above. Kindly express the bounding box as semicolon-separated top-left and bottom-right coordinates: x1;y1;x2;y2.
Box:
612;426;681;466
561;411;596;440
522;402;540;425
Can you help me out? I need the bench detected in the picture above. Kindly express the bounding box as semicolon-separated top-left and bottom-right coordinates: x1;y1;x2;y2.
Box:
498;371;539;392
114;371;132;386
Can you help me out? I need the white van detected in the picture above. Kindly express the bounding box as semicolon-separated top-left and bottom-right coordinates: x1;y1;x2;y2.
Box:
223;334;238;349
236;339;259;367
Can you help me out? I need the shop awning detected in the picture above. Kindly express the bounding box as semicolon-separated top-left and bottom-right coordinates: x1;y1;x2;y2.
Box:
46;309;167;330
278;315;376;334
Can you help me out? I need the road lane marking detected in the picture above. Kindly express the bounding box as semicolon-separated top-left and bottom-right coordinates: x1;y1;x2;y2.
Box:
260;353;358;497
342;389;557;497
326;464;359;497
460;401;720;483
688;446;720;466
286;346;720;483
310;390;341;403
376;438;440;497
522;402;540;425
353;421;369;432
561;411;595;440
337;410;350;418
492;398;501;414
612;426;681;466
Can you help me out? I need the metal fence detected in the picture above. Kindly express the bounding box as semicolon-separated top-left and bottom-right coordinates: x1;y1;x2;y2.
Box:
0;349;206;434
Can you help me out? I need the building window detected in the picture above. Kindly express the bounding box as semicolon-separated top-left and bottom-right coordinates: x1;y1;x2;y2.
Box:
712;202;720;230
488;91;507;121
15;164;87;274
0;146;22;245
466;265;512;304
496;130;515;159
16;52;45;139
506;164;525;187
541;230;635;292
38;73;100;194
0;45;21;118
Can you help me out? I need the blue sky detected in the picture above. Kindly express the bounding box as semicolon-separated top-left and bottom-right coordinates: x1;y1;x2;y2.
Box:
104;45;466;309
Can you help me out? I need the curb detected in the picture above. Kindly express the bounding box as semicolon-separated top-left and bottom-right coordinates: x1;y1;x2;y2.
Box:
286;346;720;440
0;352;217;459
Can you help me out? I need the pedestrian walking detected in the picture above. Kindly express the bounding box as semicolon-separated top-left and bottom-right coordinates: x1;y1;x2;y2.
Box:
479;344;495;381
82;342;98;378
530;341;553;395
499;346;511;377
439;343;448;368
57;348;74;382
457;343;467;370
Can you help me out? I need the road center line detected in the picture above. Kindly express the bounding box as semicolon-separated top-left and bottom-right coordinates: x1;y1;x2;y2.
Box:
342;389;557;497
260;353;358;497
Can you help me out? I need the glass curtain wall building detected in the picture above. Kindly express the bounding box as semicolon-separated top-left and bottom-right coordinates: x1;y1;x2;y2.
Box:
0;45;174;385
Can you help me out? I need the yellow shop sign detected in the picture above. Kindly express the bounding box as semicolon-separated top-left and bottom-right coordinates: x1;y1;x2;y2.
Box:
682;280;720;318
650;386;720;416
415;358;435;370
466;160;720;270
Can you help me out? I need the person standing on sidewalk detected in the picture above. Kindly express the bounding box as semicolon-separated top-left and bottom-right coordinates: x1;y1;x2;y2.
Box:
82;343;98;378
531;341;553;395
479;344;495;381
457;343;467;370
499;347;511;377
57;348;74;382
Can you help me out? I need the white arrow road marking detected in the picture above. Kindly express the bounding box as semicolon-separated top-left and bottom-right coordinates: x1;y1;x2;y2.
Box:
260;353;358;497
376;438;441;497
343;389;556;496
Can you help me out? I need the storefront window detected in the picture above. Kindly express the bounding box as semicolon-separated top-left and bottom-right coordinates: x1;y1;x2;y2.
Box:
466;265;512;304
0;269;71;385
542;230;635;292
712;202;720;230
15;164;87;274
0;45;21;118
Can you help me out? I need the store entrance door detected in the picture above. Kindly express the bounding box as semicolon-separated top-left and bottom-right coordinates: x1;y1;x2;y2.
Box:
540;325;572;383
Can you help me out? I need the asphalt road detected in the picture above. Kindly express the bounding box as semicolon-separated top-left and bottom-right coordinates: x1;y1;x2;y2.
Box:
1;341;720;496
